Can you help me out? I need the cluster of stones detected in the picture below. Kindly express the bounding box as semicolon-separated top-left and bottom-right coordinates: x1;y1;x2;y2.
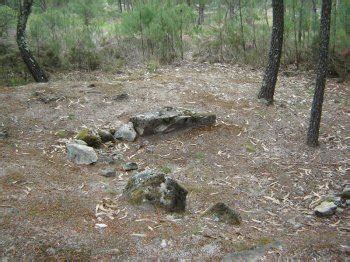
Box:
65;107;238;223
313;187;350;217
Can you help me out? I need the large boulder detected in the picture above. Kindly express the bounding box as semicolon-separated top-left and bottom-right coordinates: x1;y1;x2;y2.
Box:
66;143;98;165
130;107;216;136
114;122;137;142
123;170;188;212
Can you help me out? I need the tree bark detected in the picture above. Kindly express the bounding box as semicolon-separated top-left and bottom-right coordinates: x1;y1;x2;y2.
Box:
257;0;284;104
16;0;48;82
238;0;246;53
307;0;332;147
197;1;205;25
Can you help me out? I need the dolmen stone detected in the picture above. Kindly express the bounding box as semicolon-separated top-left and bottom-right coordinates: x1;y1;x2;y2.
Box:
123;170;188;212
202;202;242;225
130;107;216;136
67;142;98;165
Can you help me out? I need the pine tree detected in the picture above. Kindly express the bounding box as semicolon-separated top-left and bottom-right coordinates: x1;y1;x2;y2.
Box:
307;0;332;147
17;0;48;82
257;0;284;105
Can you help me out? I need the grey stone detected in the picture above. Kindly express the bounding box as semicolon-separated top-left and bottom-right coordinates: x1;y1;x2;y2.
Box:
112;93;129;101
123;162;138;171
98;129;115;143
123;170;188;212
314;201;337;217
100;168;117;177
66;143;98;165
73;139;87;145
339;187;350;200
114;122;137;142
130;107;216;136
202;202;241;225
0;128;8;139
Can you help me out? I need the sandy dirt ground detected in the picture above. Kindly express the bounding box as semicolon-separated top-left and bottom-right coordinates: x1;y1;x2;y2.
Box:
0;62;349;260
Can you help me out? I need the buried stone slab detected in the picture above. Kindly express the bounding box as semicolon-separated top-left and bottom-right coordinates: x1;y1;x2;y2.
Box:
123;170;188;212
202;202;242;225
66;143;98;165
130;107;216;136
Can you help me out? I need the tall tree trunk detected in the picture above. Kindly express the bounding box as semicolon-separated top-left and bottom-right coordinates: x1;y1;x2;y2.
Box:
238;0;246;52
307;0;332;147
187;0;191;7
257;0;284;104
17;0;48;82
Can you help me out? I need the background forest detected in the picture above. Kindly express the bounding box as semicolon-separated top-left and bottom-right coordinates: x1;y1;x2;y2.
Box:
0;0;349;86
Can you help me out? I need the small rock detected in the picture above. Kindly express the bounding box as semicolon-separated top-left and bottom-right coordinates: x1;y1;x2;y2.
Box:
0;128;8;139
46;248;56;256
112;93;129;101
100;168;116;177
338;187;350;200
76;129;102;148
314;201;337;217
123;162;138;171
202;202;241;225
98;129;115;143
130;107;216;136
346;200;350;206
95;223;107;229
161;239;167;248
114;122;137;142
66;143;98;165
123;170;188;212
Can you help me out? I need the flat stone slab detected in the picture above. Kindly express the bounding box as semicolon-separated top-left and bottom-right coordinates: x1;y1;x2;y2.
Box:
130;107;216;136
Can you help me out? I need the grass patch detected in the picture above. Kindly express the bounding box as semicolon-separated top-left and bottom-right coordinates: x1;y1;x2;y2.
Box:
160;165;172;174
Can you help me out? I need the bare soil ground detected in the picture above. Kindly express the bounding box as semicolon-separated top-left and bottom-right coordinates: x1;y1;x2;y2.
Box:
0;62;349;260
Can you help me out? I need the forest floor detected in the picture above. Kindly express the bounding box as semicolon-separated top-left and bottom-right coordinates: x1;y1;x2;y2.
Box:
0;62;349;260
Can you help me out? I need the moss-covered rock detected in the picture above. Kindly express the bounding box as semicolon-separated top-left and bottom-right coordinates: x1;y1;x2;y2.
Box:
76;129;102;148
202;202;241;225
123;170;188;212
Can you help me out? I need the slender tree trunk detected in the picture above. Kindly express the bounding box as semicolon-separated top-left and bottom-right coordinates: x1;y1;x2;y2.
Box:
197;1;205;25
298;0;304;47
238;0;246;52
292;0;299;68
264;0;270;28
332;0;337;53
187;0;191;6
311;0;318;34
118;0;122;13
307;0;332;147
257;0;284;104
17;0;48;82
